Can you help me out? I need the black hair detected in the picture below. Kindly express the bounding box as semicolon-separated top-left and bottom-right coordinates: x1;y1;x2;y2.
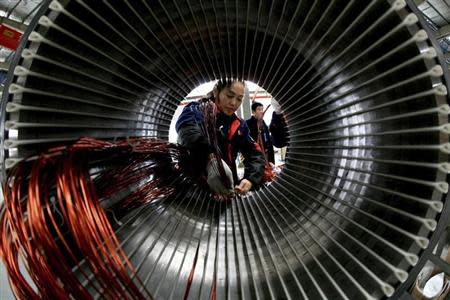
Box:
201;78;245;103
214;78;245;93
251;102;263;112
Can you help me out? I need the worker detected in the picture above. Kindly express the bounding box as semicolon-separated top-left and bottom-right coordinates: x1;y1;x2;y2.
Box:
176;79;265;196
269;98;289;161
246;102;275;164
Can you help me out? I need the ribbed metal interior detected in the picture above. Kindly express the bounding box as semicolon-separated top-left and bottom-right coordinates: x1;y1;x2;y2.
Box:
1;0;450;299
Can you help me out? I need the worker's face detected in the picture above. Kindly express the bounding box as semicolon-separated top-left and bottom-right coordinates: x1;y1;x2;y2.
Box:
253;106;264;120
215;82;245;116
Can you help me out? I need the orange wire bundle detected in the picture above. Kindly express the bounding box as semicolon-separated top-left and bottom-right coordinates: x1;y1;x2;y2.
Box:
0;137;183;300
0;131;264;299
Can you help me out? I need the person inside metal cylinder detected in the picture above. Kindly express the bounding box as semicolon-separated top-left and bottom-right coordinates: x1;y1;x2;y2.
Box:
269;98;289;161
246;102;275;164
176;79;265;196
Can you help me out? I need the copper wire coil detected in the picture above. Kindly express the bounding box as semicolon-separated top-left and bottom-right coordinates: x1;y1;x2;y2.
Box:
1;0;450;299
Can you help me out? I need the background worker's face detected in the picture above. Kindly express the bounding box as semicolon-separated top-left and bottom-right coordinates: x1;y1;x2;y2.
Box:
253;106;264;120
215;82;245;116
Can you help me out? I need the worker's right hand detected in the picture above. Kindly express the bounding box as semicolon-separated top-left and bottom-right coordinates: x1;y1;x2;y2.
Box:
206;156;235;196
234;179;252;195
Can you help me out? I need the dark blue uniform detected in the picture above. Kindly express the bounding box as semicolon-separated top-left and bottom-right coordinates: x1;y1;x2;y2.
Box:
176;101;265;187
246;116;275;164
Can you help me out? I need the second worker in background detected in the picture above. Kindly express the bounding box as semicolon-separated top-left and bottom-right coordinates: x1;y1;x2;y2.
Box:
246;102;275;164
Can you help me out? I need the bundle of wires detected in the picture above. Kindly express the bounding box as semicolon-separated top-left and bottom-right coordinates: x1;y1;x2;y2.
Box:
0;137;183;299
199;98;235;192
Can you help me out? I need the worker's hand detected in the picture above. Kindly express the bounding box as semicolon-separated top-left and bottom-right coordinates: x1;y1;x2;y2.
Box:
235;179;252;195
206;156;234;196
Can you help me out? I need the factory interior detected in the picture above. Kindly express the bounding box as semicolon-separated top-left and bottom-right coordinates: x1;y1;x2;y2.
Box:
3;0;450;299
